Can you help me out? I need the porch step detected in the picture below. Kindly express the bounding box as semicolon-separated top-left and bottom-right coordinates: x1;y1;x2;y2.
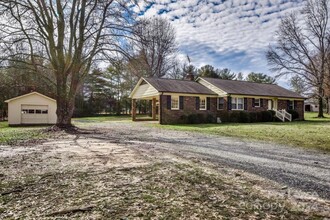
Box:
274;109;292;122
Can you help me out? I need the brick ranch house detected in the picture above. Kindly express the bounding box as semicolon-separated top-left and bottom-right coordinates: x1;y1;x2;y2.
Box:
129;77;305;124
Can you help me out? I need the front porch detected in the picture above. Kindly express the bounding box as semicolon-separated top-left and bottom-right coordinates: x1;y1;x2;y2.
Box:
268;98;278;110
131;96;159;122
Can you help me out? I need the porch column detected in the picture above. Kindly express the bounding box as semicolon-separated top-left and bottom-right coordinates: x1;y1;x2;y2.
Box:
158;95;162;124
152;98;157;120
132;99;136;121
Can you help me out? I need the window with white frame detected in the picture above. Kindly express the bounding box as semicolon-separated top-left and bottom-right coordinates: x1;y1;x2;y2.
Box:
218;97;224;110
254;98;260;107
232;97;244;110
171;96;179;110
200;96;206;110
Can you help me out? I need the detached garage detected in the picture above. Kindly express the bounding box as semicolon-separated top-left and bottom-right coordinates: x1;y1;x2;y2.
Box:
5;92;57;126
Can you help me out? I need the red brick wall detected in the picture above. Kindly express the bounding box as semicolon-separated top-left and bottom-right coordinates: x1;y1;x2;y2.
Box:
277;99;304;120
295;100;304;120
277;100;287;111
159;95;217;124
159;95;304;124
246;98;269;112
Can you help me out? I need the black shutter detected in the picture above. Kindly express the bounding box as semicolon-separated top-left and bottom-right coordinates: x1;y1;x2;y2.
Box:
167;95;171;110
260;99;263;107
227;96;232;110
252;98;255;107
294;100;297;110
287;100;290;110
244;98;248;110
207;97;211;110
196;97;200;110
179;96;184;110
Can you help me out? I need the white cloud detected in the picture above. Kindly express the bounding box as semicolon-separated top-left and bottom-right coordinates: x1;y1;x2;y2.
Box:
135;0;306;87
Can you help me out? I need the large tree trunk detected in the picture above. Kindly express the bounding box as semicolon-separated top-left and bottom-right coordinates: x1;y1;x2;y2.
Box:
326;97;330;114
56;96;75;127
55;75;78;128
116;100;121;115
318;95;324;118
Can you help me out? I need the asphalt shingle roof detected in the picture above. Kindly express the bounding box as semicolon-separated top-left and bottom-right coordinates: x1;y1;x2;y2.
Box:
200;77;305;99
144;78;216;95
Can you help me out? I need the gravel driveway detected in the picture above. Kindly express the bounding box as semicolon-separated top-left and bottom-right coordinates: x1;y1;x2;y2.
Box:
86;121;330;200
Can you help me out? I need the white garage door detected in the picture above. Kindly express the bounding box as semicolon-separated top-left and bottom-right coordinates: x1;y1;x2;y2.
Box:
21;105;49;124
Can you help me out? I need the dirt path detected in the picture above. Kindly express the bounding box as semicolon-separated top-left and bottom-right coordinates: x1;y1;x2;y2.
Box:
0;121;329;219
86;121;330;200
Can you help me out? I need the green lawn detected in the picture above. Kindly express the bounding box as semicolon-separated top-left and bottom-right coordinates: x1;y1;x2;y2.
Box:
0;122;47;145
153;112;330;152
0;115;133;145
72;114;158;127
73;115;131;123
2;112;330;151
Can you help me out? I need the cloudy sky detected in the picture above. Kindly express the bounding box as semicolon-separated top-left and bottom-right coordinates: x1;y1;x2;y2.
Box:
135;0;306;84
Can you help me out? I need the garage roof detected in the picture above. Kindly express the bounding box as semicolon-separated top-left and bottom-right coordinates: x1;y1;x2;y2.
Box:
5;92;56;103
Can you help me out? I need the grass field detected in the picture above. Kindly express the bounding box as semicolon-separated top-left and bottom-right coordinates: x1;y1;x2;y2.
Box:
154;112;330;152
72;115;131;127
0;113;329;218
1;112;330;151
0;115;133;145
0;122;47;145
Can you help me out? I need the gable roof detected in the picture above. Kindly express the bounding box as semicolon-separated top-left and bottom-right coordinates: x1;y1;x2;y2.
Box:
199;77;304;99
5;92;56;103
143;77;217;95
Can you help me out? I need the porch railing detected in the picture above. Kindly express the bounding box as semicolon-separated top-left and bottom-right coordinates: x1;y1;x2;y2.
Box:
275;110;285;122
274;109;292;122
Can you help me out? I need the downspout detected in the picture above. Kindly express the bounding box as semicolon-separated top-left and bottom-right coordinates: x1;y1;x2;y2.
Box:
159;92;163;124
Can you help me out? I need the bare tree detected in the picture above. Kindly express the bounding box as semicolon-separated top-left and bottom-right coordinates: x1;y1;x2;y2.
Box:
131;17;177;78
267;0;330;117
324;56;330;113
0;0;137;127
165;60;185;79
290;75;308;95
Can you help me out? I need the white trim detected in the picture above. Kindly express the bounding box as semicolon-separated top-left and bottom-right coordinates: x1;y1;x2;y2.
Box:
171;95;180;110
227;94;304;100
129;78;144;98
231;97;244;110
199;96;207;110
129;77;159;99
254;98;261;107
196;77;228;96
5;92;56;103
